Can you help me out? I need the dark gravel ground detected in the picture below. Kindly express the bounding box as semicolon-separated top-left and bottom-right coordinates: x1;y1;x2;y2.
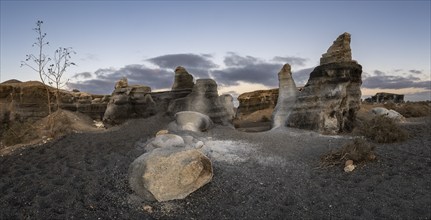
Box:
1;115;430;219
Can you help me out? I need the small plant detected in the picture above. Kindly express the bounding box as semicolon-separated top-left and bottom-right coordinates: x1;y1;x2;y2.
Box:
320;138;376;168
359;115;408;143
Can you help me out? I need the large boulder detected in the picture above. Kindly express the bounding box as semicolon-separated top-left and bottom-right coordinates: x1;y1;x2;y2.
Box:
129;147;213;202
172;66;194;91
272;64;297;129
168;79;231;125
174;111;213;132
371;107;405;122
287;32;362;134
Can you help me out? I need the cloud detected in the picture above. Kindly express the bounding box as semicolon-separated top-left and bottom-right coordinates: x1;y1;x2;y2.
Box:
223;52;260;67
363;70;431;90
405;91;431;101
409;69;422;74
147;53;217;78
71;72;92;79
69;64;173;94
272;56;308;66
69;53;313;95
80;53;99;62
212;63;280;87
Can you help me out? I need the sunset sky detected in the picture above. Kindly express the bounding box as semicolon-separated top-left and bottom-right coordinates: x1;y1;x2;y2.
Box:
1;1;430;101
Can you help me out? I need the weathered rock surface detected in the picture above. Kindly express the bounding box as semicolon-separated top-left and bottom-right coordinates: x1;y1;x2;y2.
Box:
371;107;406;122
172;66;194;91
150;134;185;148
320;32;352;65
272;64;297;129
103;79;155;125
174;111;213;132
287;33;362;134
168;79;231;125
236;89;279;120
0;81;108;124
129;147;213;202
365;92;404;103
219;94;235;121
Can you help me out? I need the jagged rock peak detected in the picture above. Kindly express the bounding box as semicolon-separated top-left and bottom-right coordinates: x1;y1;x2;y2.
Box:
320;32;352;65
172;66;194;91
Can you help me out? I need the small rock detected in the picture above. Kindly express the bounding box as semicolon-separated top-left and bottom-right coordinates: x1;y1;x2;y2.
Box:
143;205;153;213
151;134;185;148
345;160;354;166
156;130;169;136
344;164;356;172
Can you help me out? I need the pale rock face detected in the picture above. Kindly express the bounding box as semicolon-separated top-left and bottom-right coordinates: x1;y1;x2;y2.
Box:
115;77;128;89
218;94;235;120
174;111;213;132
103;78;155;125
272;64;297;129
128;147;213;202
172;66;194;91
320;32;352;65
287;33;362;134
371;107;406;122
168;79;231;125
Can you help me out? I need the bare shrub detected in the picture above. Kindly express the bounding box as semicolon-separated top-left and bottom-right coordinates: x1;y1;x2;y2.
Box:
385;102;431;118
320;138;376;168
359;115;408;143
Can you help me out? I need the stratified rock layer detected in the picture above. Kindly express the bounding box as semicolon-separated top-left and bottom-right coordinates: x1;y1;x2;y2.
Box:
168;79;232;124
172;66;194;91
103;79;155;125
287;62;362;134
236;89;279;120
272;64;297;129
0;81;108;124
320;32;352;65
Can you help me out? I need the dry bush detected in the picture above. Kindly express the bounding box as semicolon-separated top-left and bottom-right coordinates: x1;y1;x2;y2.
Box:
358;115;408;143
320;138;376;168
384;102;431;118
1;120;39;146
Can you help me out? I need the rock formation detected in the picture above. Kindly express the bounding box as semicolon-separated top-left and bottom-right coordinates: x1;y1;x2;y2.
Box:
236;89;278;120
129;146;213;202
0;81;108;124
168;79;232;125
271;64;297;129
172;66;194;91
365;92;404;103
320;32;352;65
287;32;362;134
219;94;236;121
173;111;214;132
103;79;155;125
371;107;406;122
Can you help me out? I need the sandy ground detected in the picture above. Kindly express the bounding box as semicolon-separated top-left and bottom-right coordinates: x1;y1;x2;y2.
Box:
1;115;430;219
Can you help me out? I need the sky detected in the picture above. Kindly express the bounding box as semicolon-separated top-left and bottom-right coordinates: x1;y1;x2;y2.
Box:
1;0;430;101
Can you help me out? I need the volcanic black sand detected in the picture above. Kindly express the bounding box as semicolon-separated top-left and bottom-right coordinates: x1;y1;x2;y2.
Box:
1;115;430;219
